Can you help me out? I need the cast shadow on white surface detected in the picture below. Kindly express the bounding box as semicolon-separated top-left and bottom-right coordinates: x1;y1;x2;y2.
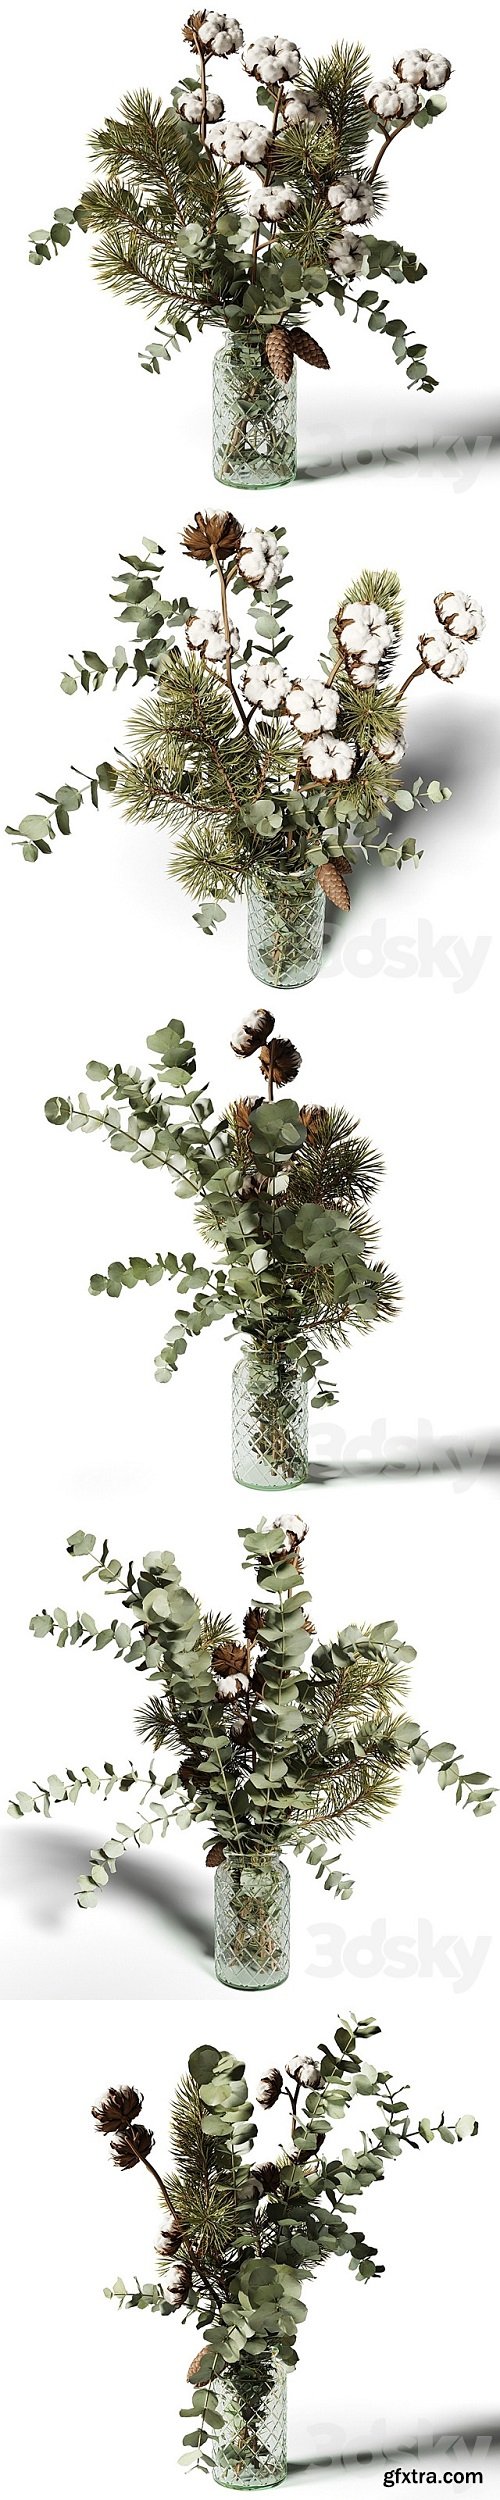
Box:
321;703;498;949
287;2419;500;2478
297;403;500;485
309;1432;500;1486
0;1824;212;1959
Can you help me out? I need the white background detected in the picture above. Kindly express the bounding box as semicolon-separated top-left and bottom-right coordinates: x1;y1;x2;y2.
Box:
1;2;499;2494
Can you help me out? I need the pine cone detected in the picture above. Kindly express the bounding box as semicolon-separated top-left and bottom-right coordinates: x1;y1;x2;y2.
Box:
206;1841;226;1868
264;327;295;383
183;510;244;564
299;1104;324;1138
288;328;329;370
92;2085;143;2135
317;860;351;912
178;1756;200;1788
187;2348;208;2386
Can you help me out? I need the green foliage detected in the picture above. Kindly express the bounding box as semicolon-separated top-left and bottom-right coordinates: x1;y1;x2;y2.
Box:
42;1015;400;1419
28;24;447;396
6;531;454;892
11;1524;495;1918
97;2022;477;2471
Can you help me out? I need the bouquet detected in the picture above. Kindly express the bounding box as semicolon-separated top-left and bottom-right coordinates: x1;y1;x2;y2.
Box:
10;1517;494;1976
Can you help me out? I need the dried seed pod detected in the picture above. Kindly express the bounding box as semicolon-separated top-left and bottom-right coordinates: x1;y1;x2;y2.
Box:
317;859;351;911
110;2123;155;2169
92;2085;143;2135
183;510;244;563
264;326;295;382
288;328;329;369
259;1036;302;1088
211;1640;249;1680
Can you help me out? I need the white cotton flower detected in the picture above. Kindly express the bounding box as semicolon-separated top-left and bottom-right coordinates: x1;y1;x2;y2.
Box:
338;601;395;677
418;628;468;680
239;528;284;590
216;117;269;165
303;734;356;783
197;12;244;56
274;1513;307;1542
286;677;340;736
365;75;417;121
394;50;451;91
186;607;240;663
214;1670;248;1696
372;729;406;765
242;658;290;711
286;2054;322;2087
283;86;328;127
180;90;224;124
434;590;485;644
244;34;301;86
252;180;299;222
328;232;369;280
327;178;375;227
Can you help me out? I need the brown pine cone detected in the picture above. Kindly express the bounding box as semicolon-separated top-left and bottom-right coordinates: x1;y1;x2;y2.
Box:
264;326;295;383
244;1604;266;1642
111;2123;154;2169
206;1841;226;1868
187;2348;208;2385
288;328;329;370
317;860;351;911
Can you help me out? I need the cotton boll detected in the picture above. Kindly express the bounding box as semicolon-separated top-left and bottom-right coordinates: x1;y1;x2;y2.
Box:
198;13;244;56
242;659;290;710
418;628;468;680
239;529;284;591
252;181;299;221
395;49;451;91
434;590;484;643
286;677;340;735
244;35;301;85
303;734;356;783
180;90;225;123
328;232;370;280
218;117;269;165
365;75;417;121
327;179;375;227
372;730;406;765
338;601;395;668
186;608;240;664
283;86;329;127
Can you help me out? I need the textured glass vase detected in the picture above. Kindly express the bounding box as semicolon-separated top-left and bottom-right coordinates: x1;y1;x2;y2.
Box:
213;2359;287;2487
214;1856;290;1991
213;334;297;488
232;1348;308;1490
247;864;326;989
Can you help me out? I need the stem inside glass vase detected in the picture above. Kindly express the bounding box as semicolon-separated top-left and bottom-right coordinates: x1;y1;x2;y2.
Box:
214;1855;290;1992
213;2356;287;2488
213;332;297;490
232;1345;308;1490
247;860;326;989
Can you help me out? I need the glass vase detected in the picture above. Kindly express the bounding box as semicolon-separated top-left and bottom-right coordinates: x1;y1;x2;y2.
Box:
213;2358;287;2487
214;1855;290;1992
247;864;326;989
232;1347;308;1490
213;334;297;489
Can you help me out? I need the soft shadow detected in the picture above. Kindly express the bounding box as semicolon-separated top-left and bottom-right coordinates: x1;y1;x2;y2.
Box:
308;1434;500;1486
287;2419;500;2477
0;1823;213;1959
321;702;499;952
297;416;500;486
